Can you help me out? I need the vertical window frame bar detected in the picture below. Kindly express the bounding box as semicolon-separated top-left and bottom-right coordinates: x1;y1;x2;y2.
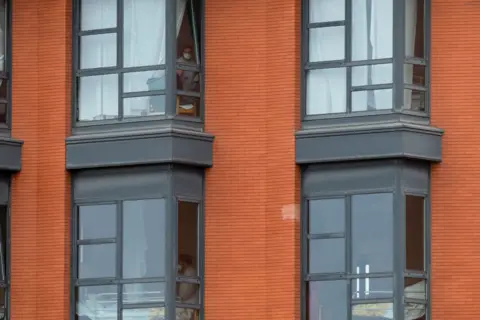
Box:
424;0;431;116
345;0;352;114
116;201;123;320
345;196;352;319
393;0;406;112
165;0;177;117
300;0;308;121
117;0;124;120
5;0;10;129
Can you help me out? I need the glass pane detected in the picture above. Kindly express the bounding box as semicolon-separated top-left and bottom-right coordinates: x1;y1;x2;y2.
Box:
176;282;200;304
352;303;393;319
352;0;393;61
405;64;425;86
0;103;5;124
406;0;424;58
309;198;345;234
404;89;425;112
176;95;200;117
123;199;166;278
309;238;345;273
178;201;199;276
352;89;393;112
0;0;5;72
124;70;166;93
81;0;116;31
406;196;425;271
123;0;166;67
0;79;7;101
175;308;199;320
76;285;117;319
309;27;345;62
140;307;165;320
352;64;393;86
78;204;116;240
306;68;347;115
78;74;118;121
80;33;117;69
309;0;345;23
308;281;347;320
0;206;6;283
123;96;166;118
352;277;393;300
0;288;5;319
177;5;200;65
78;243;116;279
123;282;165;304
405;278;427;319
352;193;393;273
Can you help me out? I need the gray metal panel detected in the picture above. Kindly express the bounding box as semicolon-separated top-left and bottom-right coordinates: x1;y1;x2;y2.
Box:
66;127;214;170
296;122;442;165
0;138;22;172
303;160;398;196
73;165;171;202
172;165;203;199
0;173;9;204
401;160;429;192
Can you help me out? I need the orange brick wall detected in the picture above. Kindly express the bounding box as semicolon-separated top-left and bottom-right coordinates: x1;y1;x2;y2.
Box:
10;0;71;319
430;1;480;319
204;0;300;319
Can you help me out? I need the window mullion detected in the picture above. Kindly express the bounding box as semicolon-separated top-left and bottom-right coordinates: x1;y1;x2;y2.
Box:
116;201;123;320
345;0;352;114
117;0;124;120
345;195;352;320
165;0;177;117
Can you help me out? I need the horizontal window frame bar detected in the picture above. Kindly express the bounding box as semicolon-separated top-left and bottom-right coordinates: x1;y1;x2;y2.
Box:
307;20;345;29
404;271;427;278
307;232;344;240
76;276;166;286
175;303;201;310
405;57;427;65
404;298;427;305
405;84;427;92
78;27;117;36
176;63;201;72
122;302;166;310
305;58;393;70
351;83;393;92
77;65;166;77
306;272;393;281
122;90;166;99
77;238;116;245
177;90;201;98
176;277;201;284
351;297;393;305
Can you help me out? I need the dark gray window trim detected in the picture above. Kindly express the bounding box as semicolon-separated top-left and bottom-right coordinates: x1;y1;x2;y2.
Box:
0;0;11;135
300;0;431;127
300;160;431;320
71;0;205;132
70;165;205;320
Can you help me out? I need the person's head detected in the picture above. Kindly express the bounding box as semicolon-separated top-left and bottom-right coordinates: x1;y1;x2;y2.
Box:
183;47;193;61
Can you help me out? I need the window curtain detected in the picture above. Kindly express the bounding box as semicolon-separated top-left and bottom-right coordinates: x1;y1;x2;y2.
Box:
307;0;418;114
80;0;186;120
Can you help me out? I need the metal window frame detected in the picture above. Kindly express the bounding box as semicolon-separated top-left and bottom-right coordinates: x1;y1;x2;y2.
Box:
0;202;9;320
300;0;431;126
71;0;204;129
0;0;12;135
300;161;431;320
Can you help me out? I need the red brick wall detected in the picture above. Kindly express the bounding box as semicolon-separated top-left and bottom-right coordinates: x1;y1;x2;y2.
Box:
430;1;480;319
204;0;300;318
10;0;71;319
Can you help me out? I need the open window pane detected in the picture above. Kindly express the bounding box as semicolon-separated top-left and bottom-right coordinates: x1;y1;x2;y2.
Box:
309;198;345;234
308;281;347;320
351;0;393;61
406;0;424;58
122;199;166;279
77;285;118;319
352;193;393;273
406;195;425;271
123;0;166;68
78;204;116;240
81;0;117;31
309;238;345;273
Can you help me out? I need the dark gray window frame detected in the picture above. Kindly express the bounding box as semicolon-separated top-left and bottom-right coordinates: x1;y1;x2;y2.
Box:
300;0;431;127
300;160;431;320
71;0;205;135
70;165;205;320
0;175;9;320
0;0;11;135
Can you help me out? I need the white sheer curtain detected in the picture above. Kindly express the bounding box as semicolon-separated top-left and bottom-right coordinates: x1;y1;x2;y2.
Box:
79;0;187;120
307;0;418;114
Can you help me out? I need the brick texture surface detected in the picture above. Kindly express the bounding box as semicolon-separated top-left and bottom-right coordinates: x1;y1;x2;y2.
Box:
10;0;71;319
430;1;480;319
204;0;300;318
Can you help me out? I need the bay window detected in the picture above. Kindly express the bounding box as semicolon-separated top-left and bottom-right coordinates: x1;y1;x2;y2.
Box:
303;0;428;117
0;0;8;126
73;0;202;124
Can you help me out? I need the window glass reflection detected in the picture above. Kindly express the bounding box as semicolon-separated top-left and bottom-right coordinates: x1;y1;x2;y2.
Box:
76;285;117;320
351;277;393;300
81;0;116;31
309;238;345;274
352;193;393;273
79;204;116;240
123;282;165;304
308;281;347;320
307;68;347;115
122;199;166;279
309;198;345;234
309;0;345;23
352;303;393;320
78;243;116;279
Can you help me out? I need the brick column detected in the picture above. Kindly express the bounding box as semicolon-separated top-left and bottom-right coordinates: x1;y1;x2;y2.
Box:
10;0;71;318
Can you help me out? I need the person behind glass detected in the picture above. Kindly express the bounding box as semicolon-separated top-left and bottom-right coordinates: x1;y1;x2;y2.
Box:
176;254;198;320
176;47;200;107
